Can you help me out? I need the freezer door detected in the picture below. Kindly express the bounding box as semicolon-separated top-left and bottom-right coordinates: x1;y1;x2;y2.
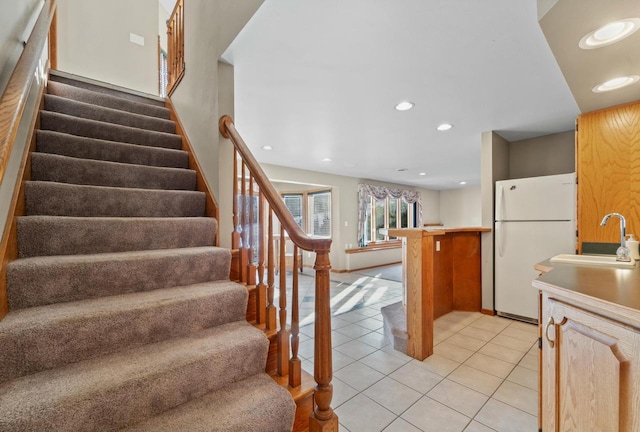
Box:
495;173;575;221
495;220;575;321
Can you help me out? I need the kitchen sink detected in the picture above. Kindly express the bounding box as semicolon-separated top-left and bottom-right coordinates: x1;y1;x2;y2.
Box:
550;254;637;269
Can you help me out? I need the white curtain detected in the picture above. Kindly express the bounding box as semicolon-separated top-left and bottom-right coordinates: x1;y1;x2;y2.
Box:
357;184;422;246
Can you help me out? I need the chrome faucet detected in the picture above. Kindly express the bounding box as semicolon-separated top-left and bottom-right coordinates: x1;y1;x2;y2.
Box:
600;213;631;262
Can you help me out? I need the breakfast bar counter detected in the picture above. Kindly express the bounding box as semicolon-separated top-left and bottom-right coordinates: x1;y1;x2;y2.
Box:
387;227;490;360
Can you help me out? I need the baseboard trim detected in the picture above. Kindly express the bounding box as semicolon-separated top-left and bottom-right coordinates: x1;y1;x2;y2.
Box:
481;308;495;316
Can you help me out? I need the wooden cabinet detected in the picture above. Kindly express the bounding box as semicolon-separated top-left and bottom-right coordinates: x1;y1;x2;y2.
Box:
577;100;640;251
540;291;640;431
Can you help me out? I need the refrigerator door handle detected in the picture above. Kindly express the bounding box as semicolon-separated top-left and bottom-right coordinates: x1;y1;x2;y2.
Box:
496;222;504;258
496;185;504;222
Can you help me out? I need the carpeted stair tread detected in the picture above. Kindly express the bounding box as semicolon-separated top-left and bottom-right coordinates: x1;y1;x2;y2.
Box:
122;372;296;432
17;216;217;257
47;80;171;119
44;94;176;134
25;181;205;217
49;73;166;107
36;130;189;168
40;111;182;150
0;321;269;432
31;152;196;190
0;280;248;383
7;247;231;309
2;71;297;432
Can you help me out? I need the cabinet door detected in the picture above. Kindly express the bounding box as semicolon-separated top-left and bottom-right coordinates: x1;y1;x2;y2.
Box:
577;101;640;250
541;295;640;432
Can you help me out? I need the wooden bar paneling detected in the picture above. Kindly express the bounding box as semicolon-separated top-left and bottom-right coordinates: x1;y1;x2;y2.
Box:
452;232;482;311
433;235;452;319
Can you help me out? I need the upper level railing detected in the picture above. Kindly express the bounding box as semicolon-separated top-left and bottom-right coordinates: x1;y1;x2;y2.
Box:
219;115;339;430
166;0;185;95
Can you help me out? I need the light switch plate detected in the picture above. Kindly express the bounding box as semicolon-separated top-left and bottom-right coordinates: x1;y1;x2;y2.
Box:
129;32;145;46
436;241;440;251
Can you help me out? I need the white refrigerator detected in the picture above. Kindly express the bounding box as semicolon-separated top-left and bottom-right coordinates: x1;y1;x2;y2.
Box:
494;173;576;323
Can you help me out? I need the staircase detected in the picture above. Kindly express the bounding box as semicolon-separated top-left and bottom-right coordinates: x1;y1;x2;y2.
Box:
0;74;296;431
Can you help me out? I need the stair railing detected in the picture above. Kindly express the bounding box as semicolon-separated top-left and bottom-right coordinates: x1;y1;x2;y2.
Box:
0;0;57;321
0;0;57;187
219;115;338;430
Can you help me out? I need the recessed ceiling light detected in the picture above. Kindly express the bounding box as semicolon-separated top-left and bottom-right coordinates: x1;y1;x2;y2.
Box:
395;101;414;111
579;18;640;49
395;168;408;172
436;123;453;131
459;181;467;185
592;75;640;93
261;145;273;151
419;172;427;176
321;158;332;162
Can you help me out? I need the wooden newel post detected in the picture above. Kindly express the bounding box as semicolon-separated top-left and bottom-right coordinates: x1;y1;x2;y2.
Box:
309;250;339;431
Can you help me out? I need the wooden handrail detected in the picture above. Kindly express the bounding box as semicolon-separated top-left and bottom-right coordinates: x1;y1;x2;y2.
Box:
219;116;331;254
0;0;57;187
219;115;338;431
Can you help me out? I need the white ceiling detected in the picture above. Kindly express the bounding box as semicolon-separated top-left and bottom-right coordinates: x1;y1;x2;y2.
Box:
222;0;581;190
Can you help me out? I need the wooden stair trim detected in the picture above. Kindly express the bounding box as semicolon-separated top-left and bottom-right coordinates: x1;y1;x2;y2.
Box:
274;370;315;432
0;76;47;320
164;97;219;245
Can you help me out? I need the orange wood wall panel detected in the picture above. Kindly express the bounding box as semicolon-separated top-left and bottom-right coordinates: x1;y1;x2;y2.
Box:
577;100;640;248
452;233;481;311
433;235;453;319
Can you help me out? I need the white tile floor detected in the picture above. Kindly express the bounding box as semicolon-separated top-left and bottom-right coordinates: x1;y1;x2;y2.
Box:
280;267;539;432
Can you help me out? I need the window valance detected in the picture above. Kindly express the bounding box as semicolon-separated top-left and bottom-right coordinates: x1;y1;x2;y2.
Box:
357;184;422;246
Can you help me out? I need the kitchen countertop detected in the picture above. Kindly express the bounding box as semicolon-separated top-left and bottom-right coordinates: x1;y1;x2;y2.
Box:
389;227;491;237
533;259;640;324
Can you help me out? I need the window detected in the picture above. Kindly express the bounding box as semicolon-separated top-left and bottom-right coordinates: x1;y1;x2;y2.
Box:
282;189;332;238
363;196;417;244
308;190;331;237
282;194;303;229
357;184;422;247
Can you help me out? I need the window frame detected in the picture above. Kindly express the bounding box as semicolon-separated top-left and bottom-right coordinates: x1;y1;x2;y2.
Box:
366;196;415;245
281;188;332;239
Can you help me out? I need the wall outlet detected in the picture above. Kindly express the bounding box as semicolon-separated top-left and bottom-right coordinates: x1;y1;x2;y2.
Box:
436;241;440;251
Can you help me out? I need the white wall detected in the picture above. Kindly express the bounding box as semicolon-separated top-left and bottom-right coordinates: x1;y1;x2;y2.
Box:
261;163;440;271
57;0;159;95
509;130;575;179
439;186;482;228
170;0;263;210
158;2;171;53
480;131;510;312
